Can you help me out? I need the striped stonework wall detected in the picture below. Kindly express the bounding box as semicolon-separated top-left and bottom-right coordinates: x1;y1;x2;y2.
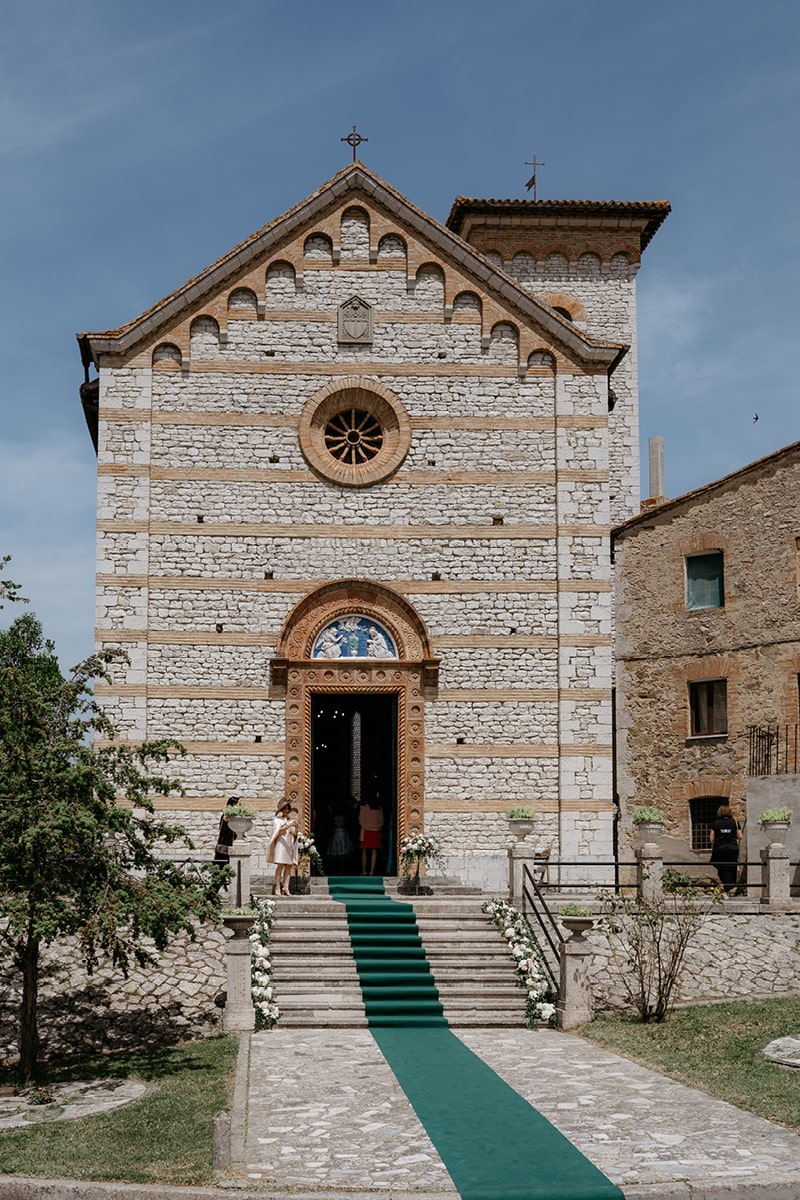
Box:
89;180;630;891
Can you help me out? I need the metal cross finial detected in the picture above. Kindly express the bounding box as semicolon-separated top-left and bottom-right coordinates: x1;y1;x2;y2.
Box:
524;154;546;200
342;125;368;161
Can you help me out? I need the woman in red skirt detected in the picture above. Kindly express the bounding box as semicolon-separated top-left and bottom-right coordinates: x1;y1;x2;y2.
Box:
358;796;384;876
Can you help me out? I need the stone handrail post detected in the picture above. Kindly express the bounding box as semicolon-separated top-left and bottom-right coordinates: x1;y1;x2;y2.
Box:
227;839;252;908
761;841;791;911
507;842;537;901
557;930;593;1029
222;917;256;1032
636;842;663;904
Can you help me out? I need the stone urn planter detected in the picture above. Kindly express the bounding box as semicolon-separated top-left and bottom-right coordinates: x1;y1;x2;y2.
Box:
221;911;256;937
761;820;791;843
634;820;663;843
225;814;255;838
632;807;665;846
508;817;536;840
560;915;594;939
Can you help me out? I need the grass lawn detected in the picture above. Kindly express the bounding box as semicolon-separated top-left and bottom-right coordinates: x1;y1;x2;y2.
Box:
581;997;800;1131
0;1035;239;1186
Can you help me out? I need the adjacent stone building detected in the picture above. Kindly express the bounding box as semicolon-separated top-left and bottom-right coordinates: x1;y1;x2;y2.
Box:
78;163;668;888
613;441;800;859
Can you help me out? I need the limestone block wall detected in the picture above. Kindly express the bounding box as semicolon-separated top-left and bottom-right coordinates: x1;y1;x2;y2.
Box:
0;926;226;1068
613;449;800;850
93;192;618;868
503;253;639;525
586;911;800;1012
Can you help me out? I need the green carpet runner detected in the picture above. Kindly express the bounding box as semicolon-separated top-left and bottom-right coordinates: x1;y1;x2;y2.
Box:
329;876;622;1200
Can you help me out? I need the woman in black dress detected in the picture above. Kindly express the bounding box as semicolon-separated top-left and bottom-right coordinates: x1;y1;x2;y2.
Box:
709;803;741;894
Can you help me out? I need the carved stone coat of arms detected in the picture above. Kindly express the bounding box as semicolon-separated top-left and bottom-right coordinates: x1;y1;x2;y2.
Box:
338;296;373;344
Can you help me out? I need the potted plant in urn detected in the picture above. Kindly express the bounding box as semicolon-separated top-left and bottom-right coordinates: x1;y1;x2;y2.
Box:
631;805;664;843
759;807;792;841
223;802;259;837
220;905;257;936
559;902;594;938
507;806;537;840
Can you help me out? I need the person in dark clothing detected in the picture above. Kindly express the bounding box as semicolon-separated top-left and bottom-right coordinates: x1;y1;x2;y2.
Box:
709;803;741;894
214;796;240;864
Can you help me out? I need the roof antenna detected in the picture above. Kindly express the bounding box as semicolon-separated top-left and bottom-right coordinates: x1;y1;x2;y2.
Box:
524;154;545;200
341;125;368;162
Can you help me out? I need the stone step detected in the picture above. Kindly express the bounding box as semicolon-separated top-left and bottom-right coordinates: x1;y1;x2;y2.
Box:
272;923;497;940
271;950;514;967
270;903;495;921
272;955;515;973
277;989;365;1005
278;1012;368;1027
275;969;522;988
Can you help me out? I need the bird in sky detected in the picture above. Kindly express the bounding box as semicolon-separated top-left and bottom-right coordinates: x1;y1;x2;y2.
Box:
753;413;759;422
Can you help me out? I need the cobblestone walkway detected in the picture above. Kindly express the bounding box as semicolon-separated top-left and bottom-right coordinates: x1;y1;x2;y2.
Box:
242;1027;800;1198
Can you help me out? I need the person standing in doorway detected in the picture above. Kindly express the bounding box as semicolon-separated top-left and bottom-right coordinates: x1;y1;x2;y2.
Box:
327;796;355;875
709;803;741;895
358;794;384;876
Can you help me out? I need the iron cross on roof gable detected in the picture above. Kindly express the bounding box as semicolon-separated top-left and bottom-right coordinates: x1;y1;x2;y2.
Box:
524;154;546;200
341;125;368;161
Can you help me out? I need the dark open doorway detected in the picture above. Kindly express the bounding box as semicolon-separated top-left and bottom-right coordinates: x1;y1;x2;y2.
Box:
311;692;398;876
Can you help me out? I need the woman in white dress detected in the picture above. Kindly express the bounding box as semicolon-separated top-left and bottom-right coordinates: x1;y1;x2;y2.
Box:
268;801;299;896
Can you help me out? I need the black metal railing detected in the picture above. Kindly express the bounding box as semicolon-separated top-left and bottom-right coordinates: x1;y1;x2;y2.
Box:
535;859;771;896
749;724;799;776
520;863;561;994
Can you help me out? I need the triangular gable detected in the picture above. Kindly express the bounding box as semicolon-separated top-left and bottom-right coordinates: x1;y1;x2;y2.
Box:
77;163;625;372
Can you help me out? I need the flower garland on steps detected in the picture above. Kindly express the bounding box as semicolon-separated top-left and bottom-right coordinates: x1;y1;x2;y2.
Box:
482;898;557;1027
250;897;280;1028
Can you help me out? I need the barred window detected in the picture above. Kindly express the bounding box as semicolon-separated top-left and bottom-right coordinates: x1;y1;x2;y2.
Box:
690;797;725;853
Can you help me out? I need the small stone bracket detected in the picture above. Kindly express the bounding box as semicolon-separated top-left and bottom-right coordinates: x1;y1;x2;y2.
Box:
270;657;289;688
422;657;440;689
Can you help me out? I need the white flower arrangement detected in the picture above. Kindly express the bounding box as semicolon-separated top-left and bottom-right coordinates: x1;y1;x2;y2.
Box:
249;897;280;1028
482;897;557;1027
296;832;324;875
399;832;444;873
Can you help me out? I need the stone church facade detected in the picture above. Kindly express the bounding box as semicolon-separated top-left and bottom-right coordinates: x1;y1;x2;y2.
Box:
78;164;668;888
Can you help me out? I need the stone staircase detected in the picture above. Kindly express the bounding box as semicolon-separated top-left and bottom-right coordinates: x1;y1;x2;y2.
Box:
265;880;527;1028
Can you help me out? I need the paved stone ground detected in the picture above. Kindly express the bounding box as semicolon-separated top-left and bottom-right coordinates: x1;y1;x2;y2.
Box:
240;1027;800;1199
0;1079;147;1129
241;1029;454;1192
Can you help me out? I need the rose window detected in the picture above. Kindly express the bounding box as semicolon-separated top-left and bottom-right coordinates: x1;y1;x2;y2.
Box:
298;378;411;487
324;408;383;465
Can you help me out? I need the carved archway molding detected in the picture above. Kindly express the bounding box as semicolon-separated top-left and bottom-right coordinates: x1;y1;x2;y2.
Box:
272;580;439;848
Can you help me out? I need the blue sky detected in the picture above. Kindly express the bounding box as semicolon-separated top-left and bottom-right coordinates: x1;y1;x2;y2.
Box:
2;0;798;670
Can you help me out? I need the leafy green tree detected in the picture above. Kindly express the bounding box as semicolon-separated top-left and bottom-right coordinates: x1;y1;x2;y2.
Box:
0;556;26;608
0;613;222;1083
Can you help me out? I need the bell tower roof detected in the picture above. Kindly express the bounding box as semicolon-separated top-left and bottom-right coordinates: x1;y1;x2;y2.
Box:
446;197;671;262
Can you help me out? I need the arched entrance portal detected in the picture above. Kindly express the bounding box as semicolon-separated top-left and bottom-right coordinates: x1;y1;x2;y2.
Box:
311;691;398;875
271;581;439;876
